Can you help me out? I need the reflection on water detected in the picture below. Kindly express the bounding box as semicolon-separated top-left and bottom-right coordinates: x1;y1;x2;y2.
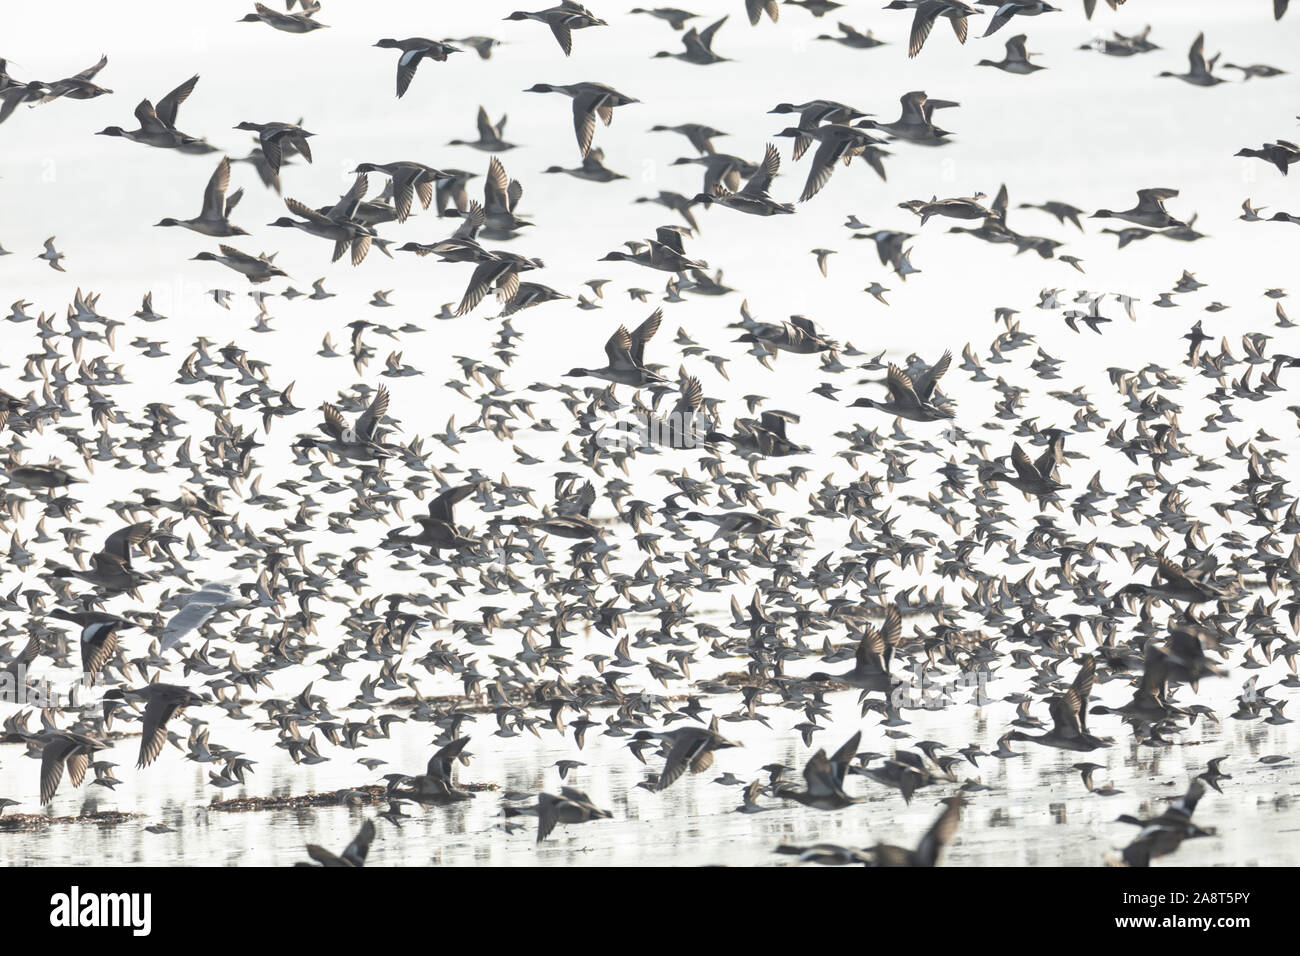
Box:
4;650;1296;866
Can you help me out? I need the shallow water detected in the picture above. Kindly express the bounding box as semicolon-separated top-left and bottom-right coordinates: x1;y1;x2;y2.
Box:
6;616;1298;867
1;0;1299;866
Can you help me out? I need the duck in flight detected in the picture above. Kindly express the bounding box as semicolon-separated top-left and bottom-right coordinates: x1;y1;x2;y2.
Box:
47;610;138;687
233;120;315;173
654;15;730;64
1007;658;1112;751
640;716;741;791
102;684;212;769
448;106;517;152
693;144;792;215
96;74;207;149
816;21;886;48
600;225;707;273
525;81;639;157
776;732;862;810
566;310;666;387
856;90;957;146
191;244;288;284
352;161;446;222
850;352;954;421
304;384;395;462
373;38;462;98
1158;32;1224;86
777;795;964;865
885;1;981;59
1091;188;1185;229
32;53;112;104
386;484;481;552
48;521;153;596
1235;140;1299;176
505;3;607;56
776;124;885;202
808;605;902;694
1117;779;1214;867
302;820;376;867
155;156;248;237
269;173;376;265
239;2;328;33
503;788;613;842
981;441;1067;502
37;730;108;804
977;33;1045;73
977;1;1058;38
1111;556;1229;607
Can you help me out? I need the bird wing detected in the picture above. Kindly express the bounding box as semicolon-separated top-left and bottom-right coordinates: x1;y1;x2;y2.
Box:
658;732;709;789
674;377;703;415
741;143;780;198
329;172;369;223
700;15;729;50
162;601;221;651
571;95;601;157
1188;31;1208;73
654;225;689;253
799;134;844;202
982;3;1018;38
1032;434;1062;479
1010;442;1041;482
476;105;497;141
284;197;333;227
396;48;423;98
72;54;109;81
341;819;377;865
155;74;198;128
1136;187;1178;210
1170;780;1205;822
884;364;922;405
81;624;120;682
39;736;72;804
912;351;952;400
429;484;476;524
454;201;486;240
1049;693;1084;739
305;845;348;867
456;259;504;316
914;796;963;866
103;521;150;568
549;21;574;56
629;309;663;366
828;731;862;787
137;696;180;768
484;156;510;214
356;385;390;443
802;749;838;797
908;3;942;57
427;735;471;778
133;98;170;134
199;156;232;220
1071;656;1095;732
536;796;560;842
604;325;636;367
320;402;348;440
1155;555;1195;588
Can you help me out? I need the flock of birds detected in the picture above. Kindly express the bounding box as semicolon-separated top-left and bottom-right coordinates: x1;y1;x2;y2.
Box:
1;0;1298;868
